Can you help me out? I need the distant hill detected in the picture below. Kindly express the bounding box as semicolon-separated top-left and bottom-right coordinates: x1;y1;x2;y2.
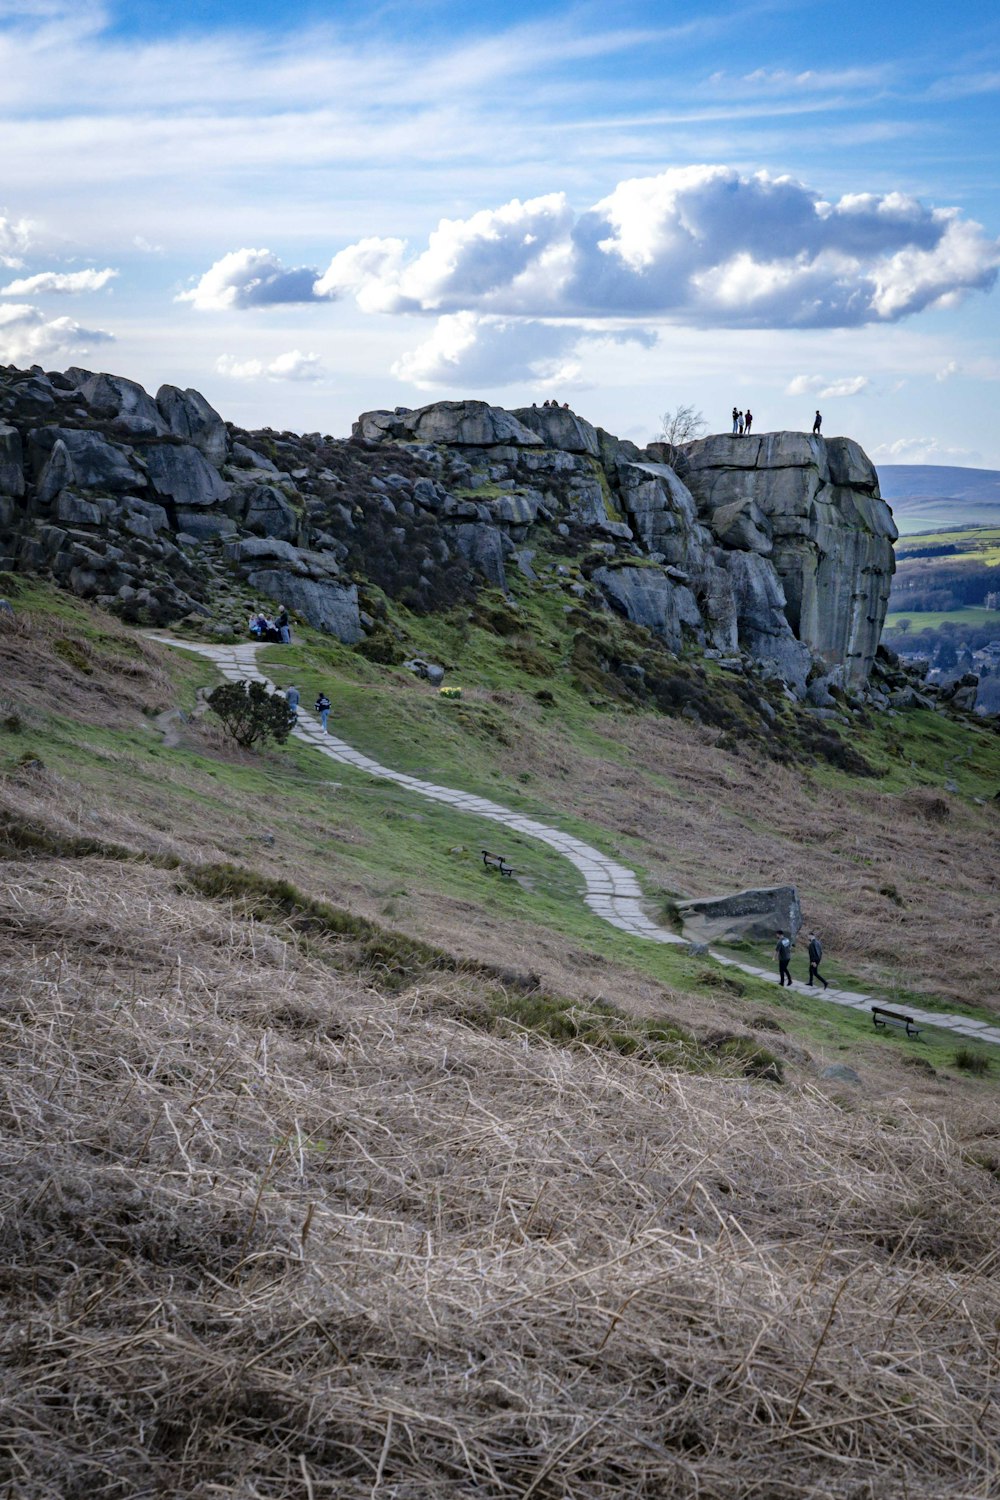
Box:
877;465;1000;534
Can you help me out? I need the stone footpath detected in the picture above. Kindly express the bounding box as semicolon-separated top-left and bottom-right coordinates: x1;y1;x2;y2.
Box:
154;636;1000;1051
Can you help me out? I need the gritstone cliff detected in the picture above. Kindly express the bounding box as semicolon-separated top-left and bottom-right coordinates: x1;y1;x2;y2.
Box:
0;365;897;698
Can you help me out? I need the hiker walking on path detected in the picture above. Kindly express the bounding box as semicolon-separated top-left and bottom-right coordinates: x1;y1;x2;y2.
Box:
776;930;794;986
807;932;829;989
812;410;822;436
285;684;300;724
315;691;331;732
732;406;739;434
744;409;753;434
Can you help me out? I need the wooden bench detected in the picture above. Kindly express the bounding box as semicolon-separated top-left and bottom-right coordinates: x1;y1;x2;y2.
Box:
482;849;513;878
872;1006;921;1039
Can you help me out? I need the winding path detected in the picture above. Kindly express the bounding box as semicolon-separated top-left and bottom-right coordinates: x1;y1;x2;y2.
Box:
153;637;1000;1051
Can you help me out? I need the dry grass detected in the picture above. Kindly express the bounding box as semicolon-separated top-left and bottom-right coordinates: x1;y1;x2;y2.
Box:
2;858;999;1498
481;698;1000;1011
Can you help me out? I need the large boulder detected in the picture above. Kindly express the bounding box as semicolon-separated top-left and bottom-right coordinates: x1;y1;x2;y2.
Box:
354;401;543;448
239;483;299;541
593;564;702;653
675;885;802;944
245;571;361;643
618;462;709;569
156;385;228;466
75;372;168;437
510;406;601;456
673;432;897;687
452;522;511;590
722;551;812;695
31;428;143;499
143;442;229;507
0;423;24;497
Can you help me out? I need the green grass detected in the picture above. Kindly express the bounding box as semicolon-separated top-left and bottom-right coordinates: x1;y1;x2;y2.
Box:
895;525;1000;566
884;606;997;632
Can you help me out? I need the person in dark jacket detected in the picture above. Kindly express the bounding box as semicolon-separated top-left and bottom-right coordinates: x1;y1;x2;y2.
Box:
812;410;822;435
807;932;829;988
276;606;291;644
732;406;739;434
314;692;331;732
744;408;753;433
775;930;793;986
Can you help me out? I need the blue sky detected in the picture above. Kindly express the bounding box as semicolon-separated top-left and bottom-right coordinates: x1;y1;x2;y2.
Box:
1;0;999;463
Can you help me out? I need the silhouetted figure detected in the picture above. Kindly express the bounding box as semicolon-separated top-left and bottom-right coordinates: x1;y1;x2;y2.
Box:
812;410;822;435
744;409;753;433
807;933;829;989
776;930;793;986
732;406;739;434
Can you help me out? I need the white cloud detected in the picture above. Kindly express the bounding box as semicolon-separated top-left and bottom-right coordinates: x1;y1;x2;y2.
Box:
391;310;656;390
0;301;113;362
871;436;981;464
0;213;35;269
0;266;117;294
178;248;322;311
219;167;1000;333
786;373;869;398
216;349;325;382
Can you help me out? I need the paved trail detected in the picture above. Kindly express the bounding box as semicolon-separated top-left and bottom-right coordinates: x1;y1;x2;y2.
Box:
155;636;1000;1051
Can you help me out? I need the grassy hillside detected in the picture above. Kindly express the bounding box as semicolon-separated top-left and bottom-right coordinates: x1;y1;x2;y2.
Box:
2;578;1000;1497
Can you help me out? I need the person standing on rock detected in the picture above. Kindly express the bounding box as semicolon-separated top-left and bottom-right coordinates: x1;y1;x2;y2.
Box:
732;406;739;434
775;930;793;986
315;691;331;732
737;411;745;435
812;410;822;436
276;606;291;644
744;409;753;434
807;932;829;989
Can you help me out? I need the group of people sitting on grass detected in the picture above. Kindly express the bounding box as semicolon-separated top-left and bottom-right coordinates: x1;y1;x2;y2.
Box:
248;605;291;644
776;931;828;988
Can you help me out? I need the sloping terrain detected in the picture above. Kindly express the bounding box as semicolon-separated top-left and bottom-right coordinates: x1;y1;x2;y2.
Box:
2;578;1000;1496
879;464;1000;533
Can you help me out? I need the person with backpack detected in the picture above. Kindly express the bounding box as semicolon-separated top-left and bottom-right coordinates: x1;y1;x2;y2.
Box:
314;691;331;732
775;930;793;986
807;932;829;989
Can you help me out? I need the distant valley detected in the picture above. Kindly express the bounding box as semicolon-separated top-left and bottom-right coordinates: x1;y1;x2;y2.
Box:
878;464;1000;533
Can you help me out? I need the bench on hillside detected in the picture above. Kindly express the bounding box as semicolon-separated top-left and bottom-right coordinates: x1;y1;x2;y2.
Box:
482;849;513;878
872;1006;921;1039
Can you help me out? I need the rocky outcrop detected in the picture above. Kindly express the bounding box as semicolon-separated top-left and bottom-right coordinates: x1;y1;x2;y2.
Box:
1;365;898;693
672;433;897;688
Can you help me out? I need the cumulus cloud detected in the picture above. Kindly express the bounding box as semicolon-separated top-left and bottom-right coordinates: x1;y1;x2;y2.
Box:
178;248;323;311
871;436;981;464
786;373;869;398
0;266;117;295
215;349;325;382
0;213;35;269
305;167;999;329
0;302;113;362
392;311;655;390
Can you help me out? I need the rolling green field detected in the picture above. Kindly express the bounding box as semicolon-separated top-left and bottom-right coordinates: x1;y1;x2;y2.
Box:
895;524;1000;565
884;604;997;632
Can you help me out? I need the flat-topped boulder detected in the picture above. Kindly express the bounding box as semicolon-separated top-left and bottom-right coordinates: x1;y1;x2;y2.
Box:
672;431;897;687
509;405;600;456
676;885;802;944
354;400;543;448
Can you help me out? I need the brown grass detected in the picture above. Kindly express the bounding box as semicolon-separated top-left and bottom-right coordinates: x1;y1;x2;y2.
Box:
1;857;999;1498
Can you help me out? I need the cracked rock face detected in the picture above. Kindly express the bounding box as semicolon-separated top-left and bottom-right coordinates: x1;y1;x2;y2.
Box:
1;363;897;691
672;432;897;687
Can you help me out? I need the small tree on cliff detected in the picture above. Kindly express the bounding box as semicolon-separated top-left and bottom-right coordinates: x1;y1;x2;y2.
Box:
207;679;297;750
658;404;708;445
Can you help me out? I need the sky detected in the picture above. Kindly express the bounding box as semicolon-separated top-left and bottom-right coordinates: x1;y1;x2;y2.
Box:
1;0;999;463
